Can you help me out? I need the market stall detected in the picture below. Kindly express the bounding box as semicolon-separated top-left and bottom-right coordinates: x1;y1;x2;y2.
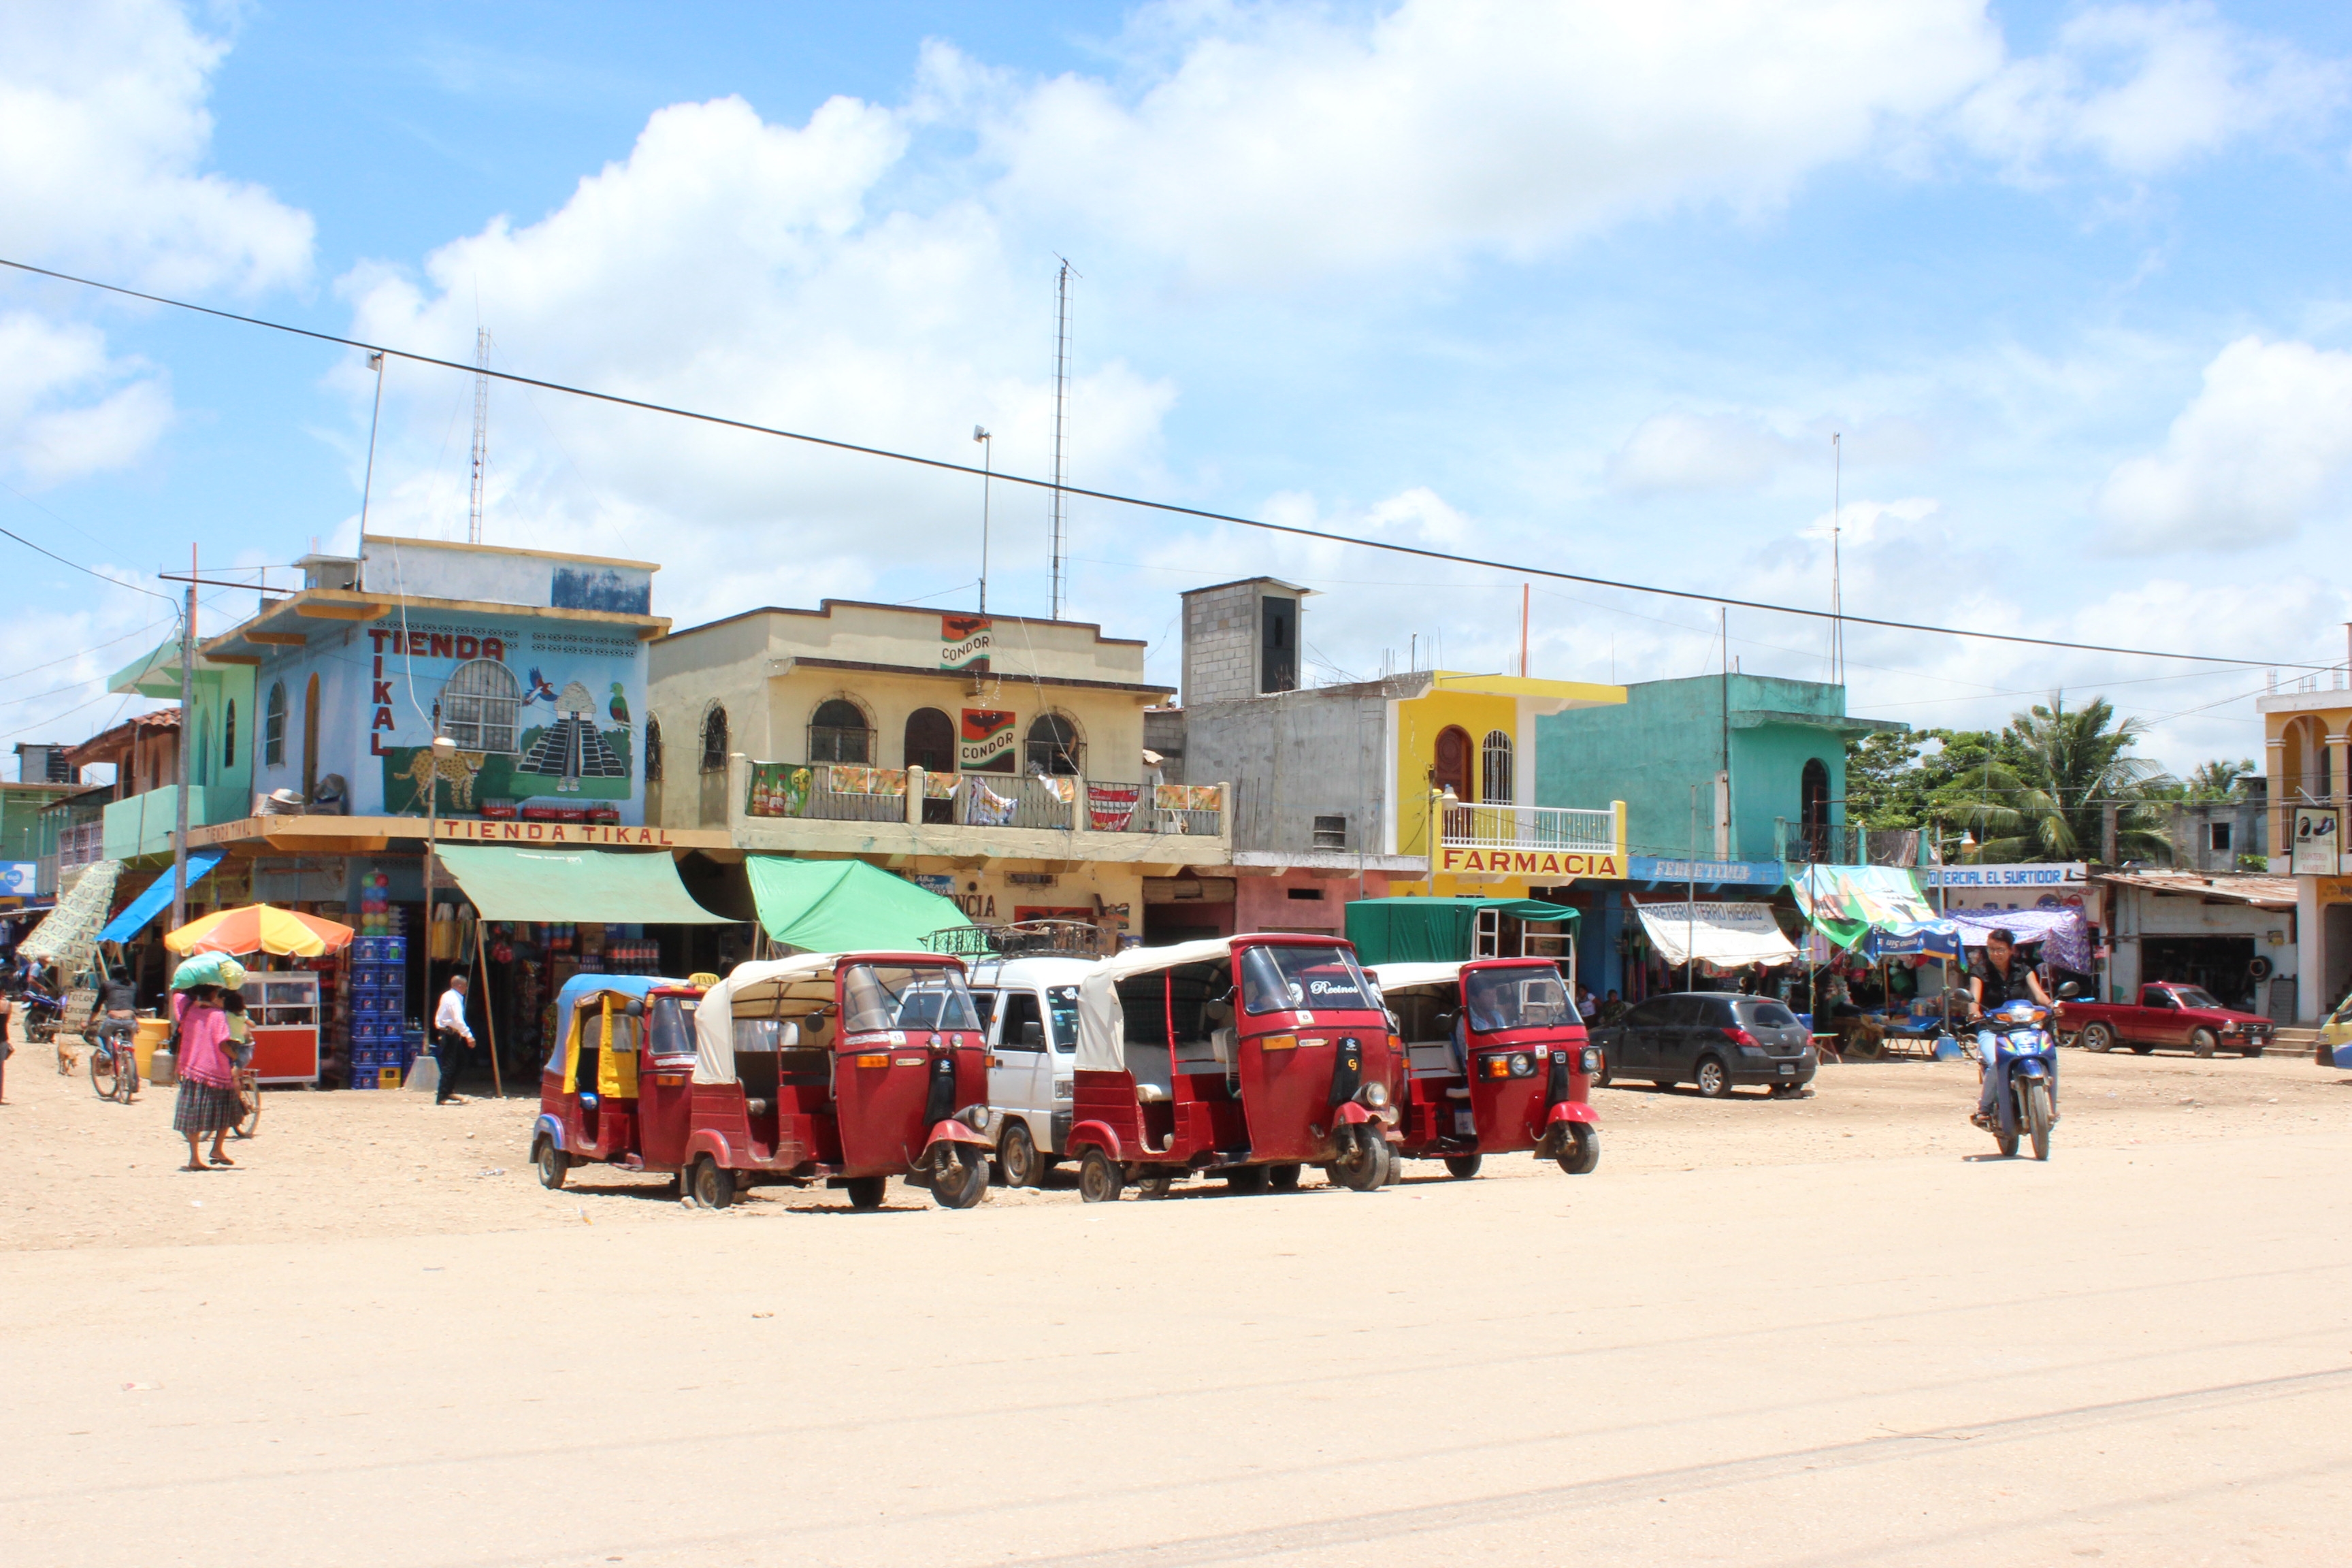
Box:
1632;900;1799;977
743;855;973;954
1788;866;1965;1057
163;903;356;1085
1343;896;1578;968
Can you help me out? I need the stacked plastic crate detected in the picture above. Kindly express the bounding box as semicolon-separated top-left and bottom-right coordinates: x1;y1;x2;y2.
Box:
346;930;410;1090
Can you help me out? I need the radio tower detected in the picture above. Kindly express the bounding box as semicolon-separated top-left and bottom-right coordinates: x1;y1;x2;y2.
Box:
466;327;491;544
1048;259;1075;620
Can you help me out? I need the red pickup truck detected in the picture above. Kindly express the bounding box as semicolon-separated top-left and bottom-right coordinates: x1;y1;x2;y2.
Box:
2057;983;2272;1058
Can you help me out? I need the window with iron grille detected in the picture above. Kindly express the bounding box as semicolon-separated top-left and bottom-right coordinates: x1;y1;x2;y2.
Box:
1480;730;1514;804
808;698;871;764
644;717;663;782
439;658;521;754
2210;821;2232;852
223;700;237;770
1026;713;1083;775
1313;813;1348;849
263;682;286;766
700;706;729;772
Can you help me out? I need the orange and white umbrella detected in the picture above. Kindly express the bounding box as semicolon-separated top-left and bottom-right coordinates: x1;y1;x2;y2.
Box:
163;903;355;958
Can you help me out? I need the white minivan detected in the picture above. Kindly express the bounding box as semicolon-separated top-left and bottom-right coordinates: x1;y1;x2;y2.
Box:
966;956;1094;1188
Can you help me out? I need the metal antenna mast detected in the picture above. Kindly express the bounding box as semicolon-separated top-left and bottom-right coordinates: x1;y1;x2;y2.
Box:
1049;259;1076;619
467;327;491;544
1829;431;1844;686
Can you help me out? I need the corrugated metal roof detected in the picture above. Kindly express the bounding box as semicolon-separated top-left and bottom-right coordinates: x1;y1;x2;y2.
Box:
2096;870;2298;908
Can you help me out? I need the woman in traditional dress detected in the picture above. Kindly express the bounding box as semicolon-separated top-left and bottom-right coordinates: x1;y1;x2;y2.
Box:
171;985;242;1171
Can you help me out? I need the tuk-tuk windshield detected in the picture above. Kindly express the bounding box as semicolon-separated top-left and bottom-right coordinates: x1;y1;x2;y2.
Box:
1240;943;1375;1015
1463;967;1573;1032
647;995;698;1060
843;963;980;1034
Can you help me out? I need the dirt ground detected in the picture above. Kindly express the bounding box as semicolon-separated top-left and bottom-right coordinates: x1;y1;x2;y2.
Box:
3;1030;2342;1248
6;1028;2350;1567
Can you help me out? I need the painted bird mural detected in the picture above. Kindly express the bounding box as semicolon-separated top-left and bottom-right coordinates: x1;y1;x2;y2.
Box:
608;682;631;728
521;666;559;707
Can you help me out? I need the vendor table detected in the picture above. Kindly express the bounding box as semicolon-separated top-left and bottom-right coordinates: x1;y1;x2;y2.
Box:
240;970;321;1085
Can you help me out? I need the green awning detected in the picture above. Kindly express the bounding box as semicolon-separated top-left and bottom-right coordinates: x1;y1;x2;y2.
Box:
745;856;973;953
1343;896;1580;967
433;844;734;924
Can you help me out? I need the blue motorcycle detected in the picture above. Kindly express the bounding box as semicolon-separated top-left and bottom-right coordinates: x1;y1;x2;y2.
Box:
1974;982;2078;1161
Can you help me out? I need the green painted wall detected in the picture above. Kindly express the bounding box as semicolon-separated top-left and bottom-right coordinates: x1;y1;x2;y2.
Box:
1535;673;1861;862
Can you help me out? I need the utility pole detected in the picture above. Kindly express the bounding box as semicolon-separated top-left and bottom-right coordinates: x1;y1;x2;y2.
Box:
170;544;195;934
973;425;992;613
2102;801;2119;867
466;327;490;544
1048;259;1075;619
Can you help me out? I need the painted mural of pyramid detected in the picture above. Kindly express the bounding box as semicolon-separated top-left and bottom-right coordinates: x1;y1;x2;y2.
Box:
517;680;628;781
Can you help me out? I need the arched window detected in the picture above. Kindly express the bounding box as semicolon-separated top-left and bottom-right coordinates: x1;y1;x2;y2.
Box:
700;705;729;772
1800;757;1832;862
439;658;523;754
904;707;956;773
1480;730;1514;804
644;717;663;783
223;700;238;771
808;698;870;764
263;681;286;766
1026;713;1082;775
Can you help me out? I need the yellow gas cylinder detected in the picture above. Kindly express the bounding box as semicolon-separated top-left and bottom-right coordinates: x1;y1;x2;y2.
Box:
133;1016;173;1081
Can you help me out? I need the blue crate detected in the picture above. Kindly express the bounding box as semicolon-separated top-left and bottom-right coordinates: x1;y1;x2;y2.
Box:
380;936;406;964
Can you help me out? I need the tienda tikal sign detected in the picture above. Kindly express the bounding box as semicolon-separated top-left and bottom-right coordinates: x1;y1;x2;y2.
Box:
941;615;991;672
1439;847;1624;879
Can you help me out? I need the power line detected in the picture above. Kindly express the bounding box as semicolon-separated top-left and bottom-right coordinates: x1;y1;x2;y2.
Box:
0;520;179;606
3;253;2330;673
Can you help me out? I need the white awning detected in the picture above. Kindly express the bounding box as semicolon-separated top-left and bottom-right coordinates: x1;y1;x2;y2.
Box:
691;953;840;1083
1075;936;1239;1074
1363;961;1465;994
1635;902;1799;968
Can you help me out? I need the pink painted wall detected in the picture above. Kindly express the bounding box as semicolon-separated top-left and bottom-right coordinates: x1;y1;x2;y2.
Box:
1233;868;1394;937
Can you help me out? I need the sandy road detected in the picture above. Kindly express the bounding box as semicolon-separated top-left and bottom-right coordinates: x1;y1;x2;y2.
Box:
5;1041;2349;1567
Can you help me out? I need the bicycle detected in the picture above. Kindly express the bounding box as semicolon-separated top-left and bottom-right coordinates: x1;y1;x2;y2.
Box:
231;1064;261;1139
88;1019;140;1104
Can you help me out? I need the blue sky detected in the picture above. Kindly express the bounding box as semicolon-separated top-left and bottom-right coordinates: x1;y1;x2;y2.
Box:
7;0;2352;774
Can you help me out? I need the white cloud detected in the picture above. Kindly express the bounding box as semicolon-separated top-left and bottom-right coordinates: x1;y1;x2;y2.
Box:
343;95;1177;630
974;0;2004;282
1797;495;1940;545
2095;336;2352;551
1609;413;1791;495
0;313;172;485
0;0;313;293
1957;3;2346;177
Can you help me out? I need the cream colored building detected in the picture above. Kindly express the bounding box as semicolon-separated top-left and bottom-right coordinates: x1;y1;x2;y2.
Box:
647;600;1230;948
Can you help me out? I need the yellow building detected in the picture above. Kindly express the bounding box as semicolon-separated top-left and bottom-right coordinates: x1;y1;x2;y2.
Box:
2259;685;2352;1017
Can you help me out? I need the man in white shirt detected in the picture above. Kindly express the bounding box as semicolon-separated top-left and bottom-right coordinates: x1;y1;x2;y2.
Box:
432;973;476;1105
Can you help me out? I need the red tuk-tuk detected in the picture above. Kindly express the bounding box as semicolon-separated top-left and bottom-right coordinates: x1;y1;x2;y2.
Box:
680;952;993;1210
1068;934;1401;1199
532;973;705;1192
1369;958;1600;1177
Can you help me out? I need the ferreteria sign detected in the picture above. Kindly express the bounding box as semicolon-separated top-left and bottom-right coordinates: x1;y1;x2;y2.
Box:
1439;847;1624;879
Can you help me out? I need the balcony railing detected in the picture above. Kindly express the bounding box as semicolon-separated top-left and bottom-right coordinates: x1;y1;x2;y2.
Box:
742;763;1224;838
1438;802;1618;854
1774;819;1925;868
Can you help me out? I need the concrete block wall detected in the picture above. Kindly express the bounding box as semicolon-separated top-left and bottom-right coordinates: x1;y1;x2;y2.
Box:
1183;582;1261;708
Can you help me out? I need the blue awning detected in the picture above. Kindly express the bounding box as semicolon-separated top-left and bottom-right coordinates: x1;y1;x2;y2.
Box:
99;850;225;944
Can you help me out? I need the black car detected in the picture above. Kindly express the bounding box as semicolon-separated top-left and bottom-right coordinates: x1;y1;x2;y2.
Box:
1590;992;1816;1098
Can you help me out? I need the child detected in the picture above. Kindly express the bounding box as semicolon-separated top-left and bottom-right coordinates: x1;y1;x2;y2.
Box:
221;990;254;1067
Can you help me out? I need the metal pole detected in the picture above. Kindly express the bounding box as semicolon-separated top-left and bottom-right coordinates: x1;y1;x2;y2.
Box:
359;352;385;535
475;918;502;1098
170;544;195;934
974;426;992;613
1687;783;1697;992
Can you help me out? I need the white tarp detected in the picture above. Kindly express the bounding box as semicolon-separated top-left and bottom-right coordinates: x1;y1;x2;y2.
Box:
1075;936;1237;1073
691;953;840;1083
1635;901;1799;968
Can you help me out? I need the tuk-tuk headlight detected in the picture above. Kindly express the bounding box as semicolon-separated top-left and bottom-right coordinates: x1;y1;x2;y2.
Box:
960;1105;990;1130
1356;1081;1390;1111
1580;1047;1601;1075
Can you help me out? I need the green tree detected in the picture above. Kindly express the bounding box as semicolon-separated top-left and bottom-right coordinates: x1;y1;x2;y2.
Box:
2172;757;2257;802
1947;694;2174;864
1844;728;1992;830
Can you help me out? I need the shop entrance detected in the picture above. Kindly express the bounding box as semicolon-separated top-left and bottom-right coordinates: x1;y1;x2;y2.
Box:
2140;935;2257;1012
2324;904;2352;1018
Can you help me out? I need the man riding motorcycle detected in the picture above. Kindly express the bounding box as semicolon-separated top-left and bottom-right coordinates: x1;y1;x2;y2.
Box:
1968;927;2053;1128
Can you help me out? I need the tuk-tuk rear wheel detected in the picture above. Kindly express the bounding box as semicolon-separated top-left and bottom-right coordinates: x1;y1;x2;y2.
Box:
1443;1154;1482;1179
691;1156;736;1210
534;1137;568;1191
1078;1149;1125;1203
1224;1165;1269;1194
1267;1163;1302;1192
845;1176;887;1210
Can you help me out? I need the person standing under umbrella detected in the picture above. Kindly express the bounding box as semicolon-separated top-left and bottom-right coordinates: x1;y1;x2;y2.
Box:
432;972;476;1105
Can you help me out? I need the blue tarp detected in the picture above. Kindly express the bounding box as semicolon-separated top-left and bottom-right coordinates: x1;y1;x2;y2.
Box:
99;850;224;944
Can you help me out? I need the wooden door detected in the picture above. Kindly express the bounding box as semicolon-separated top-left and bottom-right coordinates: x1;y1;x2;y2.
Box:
301;672;321;802
1432;726;1472;798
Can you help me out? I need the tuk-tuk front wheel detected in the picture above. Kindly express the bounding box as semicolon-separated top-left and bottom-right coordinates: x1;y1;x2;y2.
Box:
1332;1126;1390;1192
931;1144;989;1209
1443;1154;1482;1179
1555;1124;1599;1176
691;1156;736;1210
534;1137;569;1191
1078;1148;1125;1203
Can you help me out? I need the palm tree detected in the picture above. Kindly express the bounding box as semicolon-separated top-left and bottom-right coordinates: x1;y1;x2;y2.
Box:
1946;695;2174;864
